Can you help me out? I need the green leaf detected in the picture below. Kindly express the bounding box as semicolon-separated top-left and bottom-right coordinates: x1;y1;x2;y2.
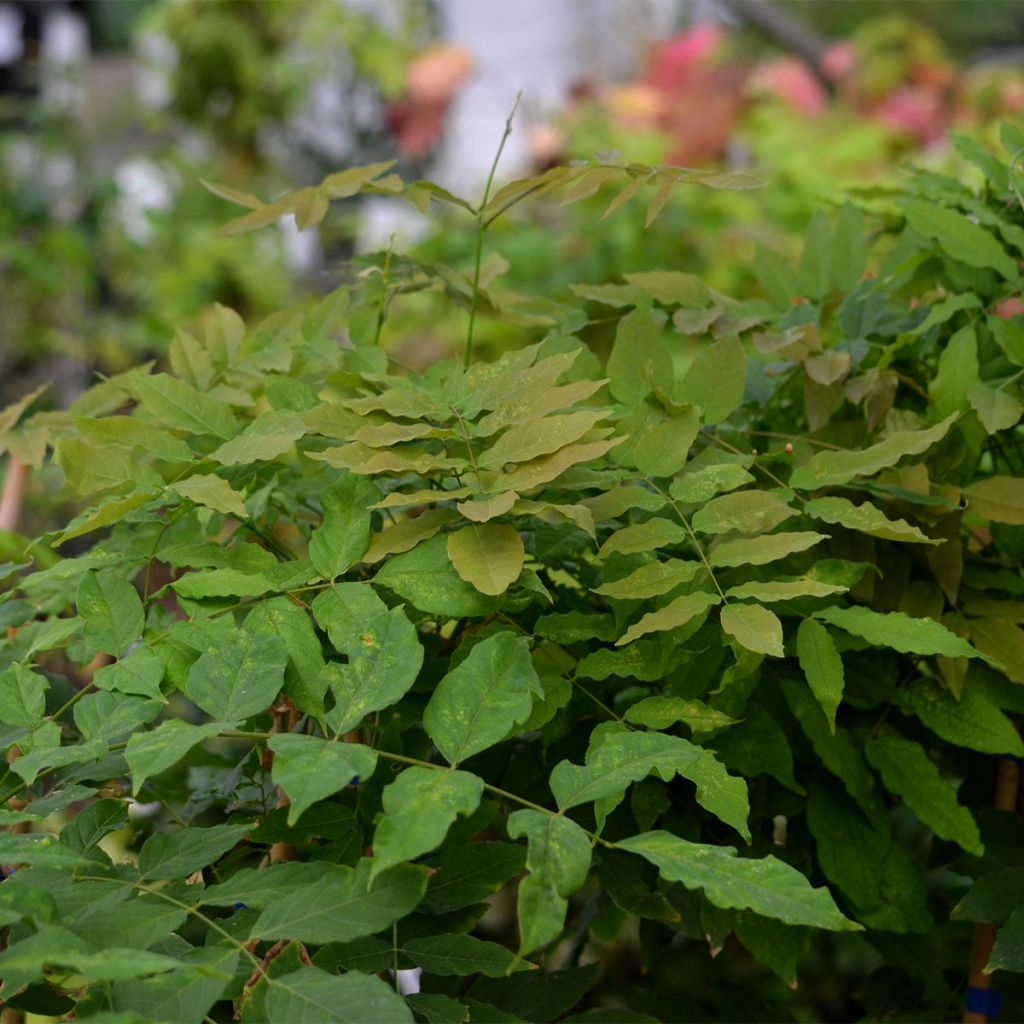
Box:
207;865;351;915
550;730;749;840
252;858;428;943
424;632;541;765
0;664;47;728
709;531;826;569
244;597;327;716
617;831;856;930
208;410;306;465
507;809;592;953
131;373;239;439
607;306;671;404
139;823;252;880
803;496;937;544
799;210;832;299
126;720;228;795
899;676;1024;755
720;603;784;658
865;733;983;855
903;199;1019;280
598;518;688;557
789;414;957;490
929;325;979;418
77;569;144;656
673;336;745;424
989;908;1024;973
594;559;700;600
623;696;737;732
168;473;248;518
832;203;866;291
422;842;527;913
781;678;881;818
969;382;1024;434
320;600;423;736
372;767;484;879
962;476;1024;525
406;994;469;1024
632;407;700;477
816;605;982;659
806;783;930;932
184;632;287;722
581;485;665;521
265;967;413;1024
269;734;378;825
447;524;525;596
670;463;755;504
374;534;502;617
713;703;803;794
309;473;379;580
74;415;193;462
58;798;128;856
953;867;1024;925
104;945;239;1023
55;489;161;545
617;591;720;646
92;649;166;702
0;834;93;868
725;577;847;602
0;928;185;989
691;490;796;535
405;934;529;977
54;437;162;495
796;618;845;732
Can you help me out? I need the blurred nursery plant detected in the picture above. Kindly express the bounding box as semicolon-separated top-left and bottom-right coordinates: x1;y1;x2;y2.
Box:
1;121;1024;1024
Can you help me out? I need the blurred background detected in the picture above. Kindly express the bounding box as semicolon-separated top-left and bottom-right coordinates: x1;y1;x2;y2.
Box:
3;0;1024;408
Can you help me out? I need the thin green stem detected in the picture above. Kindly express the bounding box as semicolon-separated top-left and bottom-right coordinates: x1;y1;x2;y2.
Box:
464;92;521;369
645;478;727;603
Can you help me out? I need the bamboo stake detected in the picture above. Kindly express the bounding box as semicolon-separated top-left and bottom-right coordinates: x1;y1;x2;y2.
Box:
963;756;1021;1023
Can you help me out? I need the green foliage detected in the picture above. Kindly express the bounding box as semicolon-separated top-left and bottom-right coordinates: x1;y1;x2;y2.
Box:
2;130;1024;1022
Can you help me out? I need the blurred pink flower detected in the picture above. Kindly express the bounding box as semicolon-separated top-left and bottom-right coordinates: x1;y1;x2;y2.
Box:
994;297;1024;320
822;41;857;82
752;57;826;116
648;24;724;91
875;86;946;144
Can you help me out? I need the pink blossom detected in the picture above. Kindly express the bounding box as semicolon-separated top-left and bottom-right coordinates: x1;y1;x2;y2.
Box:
648;24;723;91
875;87;946;145
752;58;826;116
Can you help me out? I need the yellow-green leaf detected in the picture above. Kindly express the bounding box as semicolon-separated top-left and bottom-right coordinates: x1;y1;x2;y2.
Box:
617;591;720;646
789;414;957;490
595;559;700;600
479;410;609;469
691;490;796;535
168;474;248;518
709;531;826;568
962;476;1024;525
721;603;784;657
804;496;937;544
447;524;524;596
